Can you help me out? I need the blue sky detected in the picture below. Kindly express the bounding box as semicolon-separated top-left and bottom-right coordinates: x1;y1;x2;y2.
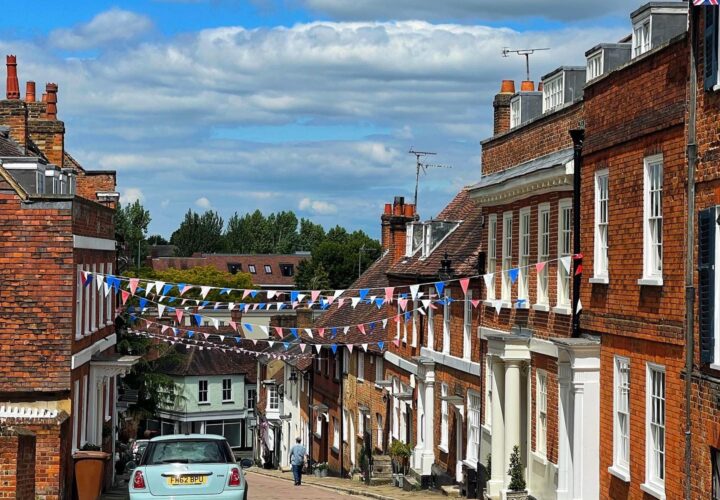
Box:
0;0;651;238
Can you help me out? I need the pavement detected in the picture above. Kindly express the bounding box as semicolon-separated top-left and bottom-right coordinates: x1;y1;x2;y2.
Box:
100;467;444;500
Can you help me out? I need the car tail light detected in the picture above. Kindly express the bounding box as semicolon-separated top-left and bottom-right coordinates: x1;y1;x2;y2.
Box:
133;470;146;489
228;467;241;487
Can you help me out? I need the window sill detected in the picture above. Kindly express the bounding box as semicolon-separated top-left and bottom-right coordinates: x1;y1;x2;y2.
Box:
530;451;548;466
481;424;492;435
313;432;322;439
462;459;477;469
331;446;340;454
438;444;449;453
608;465;630;483
589;276;609;285
532;304;550;313
710;363;720;372
515;301;530;310
198;402;211;406
713;83;720;92
638;277;663;287
222;401;235;404
640;481;665;500
357;378;365;383
552;306;571;316
482;300;512;309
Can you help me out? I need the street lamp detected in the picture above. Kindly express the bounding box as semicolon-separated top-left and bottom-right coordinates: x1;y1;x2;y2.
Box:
438;252;454;282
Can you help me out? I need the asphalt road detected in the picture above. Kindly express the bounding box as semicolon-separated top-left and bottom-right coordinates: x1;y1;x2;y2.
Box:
246;471;363;500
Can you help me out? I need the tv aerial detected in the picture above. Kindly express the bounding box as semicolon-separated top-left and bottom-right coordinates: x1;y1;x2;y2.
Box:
502;47;550;82
409;149;452;208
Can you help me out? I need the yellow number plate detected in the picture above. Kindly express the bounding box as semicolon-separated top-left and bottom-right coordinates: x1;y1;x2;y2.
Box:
167;475;207;485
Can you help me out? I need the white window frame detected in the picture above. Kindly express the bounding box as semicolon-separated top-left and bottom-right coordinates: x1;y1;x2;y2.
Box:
611;356;631;480
501;211;513;302
358;411;365;437
440;383;449;450
484;358;492;429
442;288;451;355
72;379;80;451
411;299;418;347
268;384;278;410
536;370;548;457
519;207;531;302
91;263;97;332
357;351;365;381
84;264;91;335
463;289;473;360
593;169;610;282
643;363;665;498
536;204;551;307
343;409;351;443
105;263;113;324
247;388;256;410
335;354;341;380
487;214;498;300
198;379;209;404
76;264;83;339
376;414;383;450
222;378;232;402
375;356;384;384
633;16;652;58
557;199;572;309
640;155;663;285
316;414;323;436
542;73;564;113
510;96;521;129
467;391;481;466
427;287;435;350
343;349;349;375
587;50;603;81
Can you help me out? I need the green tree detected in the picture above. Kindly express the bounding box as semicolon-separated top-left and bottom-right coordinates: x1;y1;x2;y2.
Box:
147;234;169;245
225;210;270;254
295;260;331;290
297;218;326;251
266;211;299;254
308;229;381;289
170;209;225;257
115;200;152;269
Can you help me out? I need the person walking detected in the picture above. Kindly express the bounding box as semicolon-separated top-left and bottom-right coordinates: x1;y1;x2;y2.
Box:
289;437;307;486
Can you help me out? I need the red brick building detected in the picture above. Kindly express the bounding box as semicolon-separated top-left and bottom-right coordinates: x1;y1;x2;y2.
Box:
580;4;689;499
0;55;131;499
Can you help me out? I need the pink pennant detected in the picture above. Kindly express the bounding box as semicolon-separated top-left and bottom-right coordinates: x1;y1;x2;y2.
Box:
175;309;184;323
230;321;238;332
535;261;546;273
300;343;307;353
347;344;354;353
81;271;88;284
242;289;252;300
471;299;481;308
392;338;400;347
399;298;408;311
459;277;470;295
180;285;193;296
129;278;139;295
121;290;130;305
384;287;395;304
318;328;325;338
337;298;346;309
274;326;283;338
358;324;366;335
311;290;321;303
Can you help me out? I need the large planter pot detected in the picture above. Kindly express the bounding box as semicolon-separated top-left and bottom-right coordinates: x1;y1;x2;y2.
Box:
505;490;529;500
320;469;328;478
74;451;110;500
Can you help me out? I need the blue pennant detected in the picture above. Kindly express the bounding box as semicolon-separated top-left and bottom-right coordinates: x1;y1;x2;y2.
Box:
258;303;266;310
374;298;384;309
331;328;338;338
177;283;186;292
172;328;179;336
291;328;298;338
435;281;445;296
188;331;195;338
167;297;176;304
405;311;411;322
359;288;369;300
321;302;330;310
278;303;286;310
162;284;173;296
250;290;258;298
284;342;290;350
194;314;203;326
201;301;209;307
127;306;135;314
235;337;241;343
508;268;519;284
291;291;299;303
378;341;385;350
83;274;93;287
369;322;376;332
331;344;338;355
139;298;148;310
243;323;253;333
220;288;231;295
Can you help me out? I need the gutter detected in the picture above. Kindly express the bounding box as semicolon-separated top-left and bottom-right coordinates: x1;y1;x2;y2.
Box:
684;6;698;499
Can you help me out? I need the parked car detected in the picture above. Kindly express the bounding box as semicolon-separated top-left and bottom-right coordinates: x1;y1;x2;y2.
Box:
131;439;150;461
128;434;251;500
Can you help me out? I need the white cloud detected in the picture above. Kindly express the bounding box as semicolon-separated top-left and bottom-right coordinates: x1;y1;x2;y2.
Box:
195;197;212;209
160;199;170;208
120;187;144;205
49;8;154;50
299;197;338;215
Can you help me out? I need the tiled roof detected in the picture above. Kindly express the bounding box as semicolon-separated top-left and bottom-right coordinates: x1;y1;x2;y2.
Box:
0;134;23;157
388;189;483;280
468;148;572;191
151;253;309;287
160;343;258;383
63;151;86;172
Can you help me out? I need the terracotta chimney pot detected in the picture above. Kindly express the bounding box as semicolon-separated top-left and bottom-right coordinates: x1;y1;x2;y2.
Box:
45;83;58;119
384;203;392;215
393;203;402;216
25;81;35;102
537;81;544;92
520;80;535;92
500;79;516;94
42;93;47;102
6;55;19;100
403;204;415;217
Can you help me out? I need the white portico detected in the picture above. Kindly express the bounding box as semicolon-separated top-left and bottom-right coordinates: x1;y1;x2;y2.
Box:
412;357;436;476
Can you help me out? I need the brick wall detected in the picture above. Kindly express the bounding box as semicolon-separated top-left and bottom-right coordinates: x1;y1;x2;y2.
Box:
76;173;117;207
0;100;27;149
0;427;35;499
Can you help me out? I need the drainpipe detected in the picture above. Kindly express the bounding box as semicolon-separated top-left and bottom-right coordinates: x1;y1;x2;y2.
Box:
340;350;345;477
685;6;698;499
308;371;314;463
569;128;585;338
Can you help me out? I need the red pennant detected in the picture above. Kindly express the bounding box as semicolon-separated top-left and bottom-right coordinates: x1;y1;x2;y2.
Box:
459;277;470;295
471;299;481;308
575;264;583;276
358;324;366;335
274;326;283;338
230;321;238;332
535;261;546;273
121;290;130;305
392;338;400;347
175;309;184;323
384;287;395;304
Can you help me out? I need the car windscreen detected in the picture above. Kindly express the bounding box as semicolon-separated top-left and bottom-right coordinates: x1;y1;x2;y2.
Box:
143;440;229;465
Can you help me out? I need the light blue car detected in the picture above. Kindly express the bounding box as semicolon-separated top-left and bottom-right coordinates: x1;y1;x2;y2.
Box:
128;434;249;500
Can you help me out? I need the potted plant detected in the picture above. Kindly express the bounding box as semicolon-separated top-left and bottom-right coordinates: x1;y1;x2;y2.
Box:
389;440;412;487
74;443;110;500
314;462;328;477
506;445;527;500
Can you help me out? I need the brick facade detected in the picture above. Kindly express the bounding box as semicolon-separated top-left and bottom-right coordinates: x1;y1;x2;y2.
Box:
0;427;35;499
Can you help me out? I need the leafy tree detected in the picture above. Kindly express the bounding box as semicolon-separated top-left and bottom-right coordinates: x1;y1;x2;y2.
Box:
170;209;224;257
225;210;270;254
266;211;299;254
115;200;152;269
306;229;381;289
295;260;330;290
147;234;169;245
297;218;326;251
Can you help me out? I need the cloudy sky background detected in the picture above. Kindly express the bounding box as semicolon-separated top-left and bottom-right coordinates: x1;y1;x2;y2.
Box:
0;0;654;238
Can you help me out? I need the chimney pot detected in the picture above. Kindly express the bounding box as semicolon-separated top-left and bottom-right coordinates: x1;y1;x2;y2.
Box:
42;93;47;102
384;203;392;215
500;79;516;94
6;55;19;100
393;203;402;216
45;83;58;119
520;80;535;92
25;81;35;102
403;203;415;217
537;81;544;92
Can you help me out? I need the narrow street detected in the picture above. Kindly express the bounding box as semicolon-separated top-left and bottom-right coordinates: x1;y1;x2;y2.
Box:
245;472;364;499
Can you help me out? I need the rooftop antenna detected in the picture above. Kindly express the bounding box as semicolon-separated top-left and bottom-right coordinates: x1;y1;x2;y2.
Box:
409;148;452;208
502;47;550;82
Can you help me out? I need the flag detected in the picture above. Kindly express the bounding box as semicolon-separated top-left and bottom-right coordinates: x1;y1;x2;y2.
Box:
695;0;719;5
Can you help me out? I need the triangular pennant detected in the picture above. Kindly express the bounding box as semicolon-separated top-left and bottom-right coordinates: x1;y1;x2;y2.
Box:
508;268;519;284
361;343;368;352
274;326;283;338
212;318;219;330
535;261;546;273
103;282;111;297
399;298;408;311
409;284;420;301
483;273;494;290
121;290;130;305
347;344;354;353
200;286;212;299
291;328;298;338
358;288;369;300
311;290;321;304
129;278;139;295
382;319;388;329
471;299;481;308
459;278;470;295
243;323;253;333
494;300;503;315
331;344;338;355
576;299;583;313
337;298;346;309
378;341;385;350
393;338;400;347
434;282;445;297
314;344;322;354
304;328;314;339
351;297;361;309
193;314;203;326
575;263;583;276
158;304;166;318
95;275;104;291
384;287;395;304
230;321;238;332
300;343;307;353
175;309;184;323
343;326;350;335
268;341;275;348
318;328;325;338
155;282;166;296
358;324;366;335
560;256;572;274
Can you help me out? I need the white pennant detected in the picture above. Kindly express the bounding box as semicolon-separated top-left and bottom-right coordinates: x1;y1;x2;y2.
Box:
201;286;211;299
259;325;269;336
298;293;306;302
343;326;350;335
332;290;344;303
268;341;275;348
361;343;368;352
103;283;111;297
421;299;431;310
382;319;388;329
483;273;494;291
351;297;361;309
560;256;572;274
157;304;166;318
409;284;420;300
95;275;104;291
212;318;219;330
145;282;154;296
227;302;235;311
314;344;322;354
494;300;503;315
576;299;583;313
267;290;277;299
304;328;314;339
155;281;165;295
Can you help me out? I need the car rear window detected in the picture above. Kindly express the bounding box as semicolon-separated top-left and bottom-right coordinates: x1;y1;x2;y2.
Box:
142;440;232;465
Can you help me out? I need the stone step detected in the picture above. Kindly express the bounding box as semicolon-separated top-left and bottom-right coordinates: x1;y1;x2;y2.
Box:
403;476;420;491
368;476;393;486
441;485;461;498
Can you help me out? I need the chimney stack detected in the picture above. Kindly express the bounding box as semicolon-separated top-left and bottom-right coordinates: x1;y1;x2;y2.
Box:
6;55;19;100
45;83;58;119
493;79;515;136
25;81;35;103
381;196;418;264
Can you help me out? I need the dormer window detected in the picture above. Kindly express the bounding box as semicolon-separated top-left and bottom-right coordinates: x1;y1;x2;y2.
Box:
633;17;651;57
35;169;45;194
510;97;521;129
405;222;424;257
587;51;603;81
542;74;564;113
421;220;460;258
